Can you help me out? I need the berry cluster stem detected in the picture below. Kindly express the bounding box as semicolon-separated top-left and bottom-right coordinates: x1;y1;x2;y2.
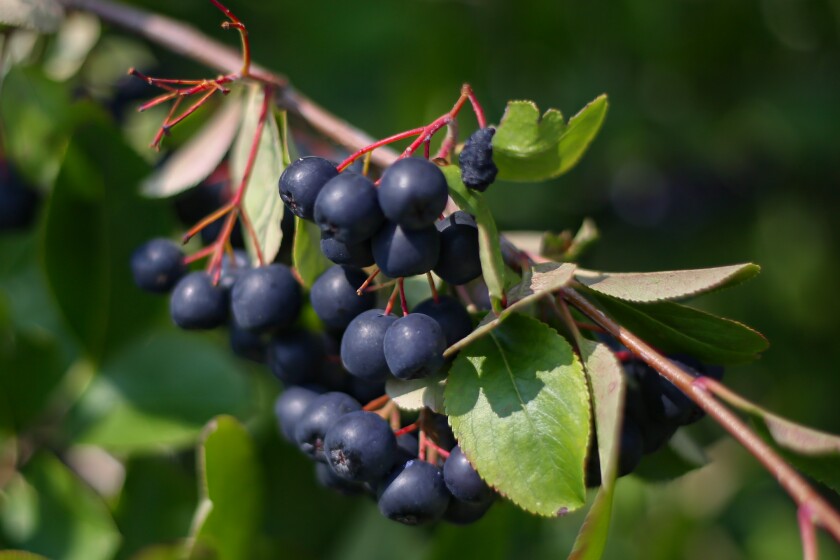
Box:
559;286;840;550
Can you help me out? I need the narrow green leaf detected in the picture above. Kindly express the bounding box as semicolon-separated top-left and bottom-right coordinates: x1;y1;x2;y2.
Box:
0;0;63;33
43;111;174;362
568;340;625;560
0;454;120;560
493;95;608;182
445;314;590;516
575;263;760;303
142;91;243;197
189;416;263;560
585;291;769;364
441;165;507;308
292;217;330;289
386;372;446;413
231;84;285;265
445;262;576;357
67;331;251;453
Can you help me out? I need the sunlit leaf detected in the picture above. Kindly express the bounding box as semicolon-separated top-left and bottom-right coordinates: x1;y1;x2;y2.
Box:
575;263;760;303
446;314;590;516
292;217;330;289
386;372;446;413
493;96;608;182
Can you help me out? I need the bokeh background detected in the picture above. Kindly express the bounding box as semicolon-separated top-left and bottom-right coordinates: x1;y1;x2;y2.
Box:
2;0;840;558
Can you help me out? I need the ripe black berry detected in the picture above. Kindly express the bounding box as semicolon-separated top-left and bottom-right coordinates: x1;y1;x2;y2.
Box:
377;158;449;229
294;392;361;461
340;309;399;383
372;222;440;278
459;127;497;192
274;386;321;442
433;211;481;285
310;265;376;331
267;329;324;386
412;296;473;348
170;271;229;329
443;445;493;503
377;460;451;525
279;156;338;220
219;249;250;291
130;238;187;294
320;232;375;268
229;325;266;363
324;410;398;482
230;264;302;332
383;313;446;380
443;495;494;525
314;172;384;244
315;462;366;495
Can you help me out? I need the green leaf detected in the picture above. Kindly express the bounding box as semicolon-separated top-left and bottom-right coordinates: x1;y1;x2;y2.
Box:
445;262;576;357
292;217;330;289
43;111;174;362
0;0;63;32
585;291;769;364
386;372;447;413
188;416;263;560
141;91;243;198
568;340;625;560
714;390;840;493
67;331;251;453
0;453;120;560
493;95;608;182
0;552;51;560
442;165;507;308
231;84;285;265
543;218;600;262
42;13;101;82
445;314;590;516
575;263;760;303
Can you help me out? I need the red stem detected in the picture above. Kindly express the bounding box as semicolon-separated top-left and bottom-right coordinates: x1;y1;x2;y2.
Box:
355;268;381;296
337;127;424;172
394;422;419;437
384;284;400;316
363;394;391;412
210;0;251;75
398;278;409;316
424;439;451;459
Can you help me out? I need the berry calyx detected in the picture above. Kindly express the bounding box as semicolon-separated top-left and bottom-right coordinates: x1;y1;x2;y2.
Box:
324;410;398;482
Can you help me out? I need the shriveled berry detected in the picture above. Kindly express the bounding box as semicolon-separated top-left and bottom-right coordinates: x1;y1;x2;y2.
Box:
459;127;497;191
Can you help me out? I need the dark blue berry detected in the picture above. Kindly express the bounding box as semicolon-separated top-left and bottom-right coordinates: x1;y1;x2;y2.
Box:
170;271;228;329
279;156;338;220
377;158;449;229
459;127;497;192
413;296;473;348
377;459;451;525
372;222;440;278
274;386;321;441
219;249;250;291
229;325;266;363
324;410;398;482
443;445;493;503
443;495;494;525
294;392;361;461
340;309;398;383
346;377;386;404
130;238;187;294
0;164;39;231
383;313;446;380
396;433;420;461
314;172;384;244
320;232;375;268
434;211;481;285
310;265;376;331
618;418;644;476
267;330;324;386
231;264;301;332
315;462;366;495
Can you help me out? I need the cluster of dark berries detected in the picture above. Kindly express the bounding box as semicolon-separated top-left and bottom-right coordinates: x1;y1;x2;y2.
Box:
586;350;724;486
0;161;40;233
276;389;496;525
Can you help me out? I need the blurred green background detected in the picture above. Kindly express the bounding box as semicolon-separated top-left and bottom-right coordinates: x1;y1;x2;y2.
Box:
1;0;840;558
